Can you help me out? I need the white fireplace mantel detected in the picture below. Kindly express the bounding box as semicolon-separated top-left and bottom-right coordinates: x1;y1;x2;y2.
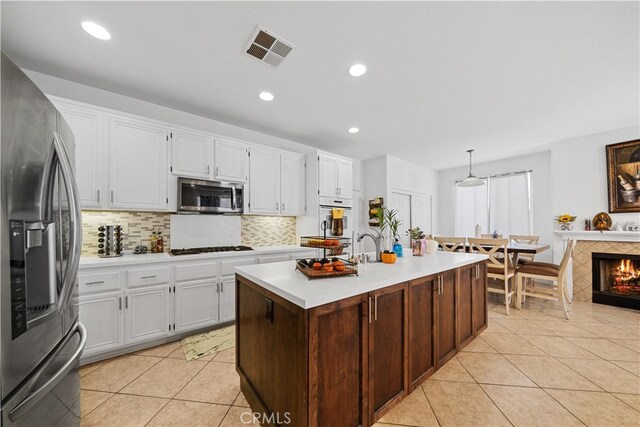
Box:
555;230;640;243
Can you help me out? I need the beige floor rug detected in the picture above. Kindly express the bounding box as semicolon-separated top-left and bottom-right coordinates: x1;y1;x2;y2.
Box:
181;325;235;361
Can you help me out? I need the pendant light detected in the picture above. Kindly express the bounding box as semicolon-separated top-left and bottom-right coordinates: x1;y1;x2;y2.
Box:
457;149;485;187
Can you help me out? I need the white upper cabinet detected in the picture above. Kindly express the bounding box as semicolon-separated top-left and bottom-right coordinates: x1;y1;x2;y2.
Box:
318;155;338;198
280;153;305;215
55;101;103;209
108;115;168;211
214;139;247;182
170;129;212;179
318;154;353;200
248;149;305;216
249;147;281;214
337;159;353;198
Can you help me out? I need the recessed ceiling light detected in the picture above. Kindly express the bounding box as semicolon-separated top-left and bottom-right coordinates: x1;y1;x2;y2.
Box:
81;21;111;40
349;64;367;77
348;127;360;134
259;91;274;102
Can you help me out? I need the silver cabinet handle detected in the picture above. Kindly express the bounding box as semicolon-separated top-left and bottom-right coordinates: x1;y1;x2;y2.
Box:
207;165;210;175
368;297;372;324
119;297;122;310
282;202;285;211
276;202;279;211
216;283;219;293
374;295;378;321
85;280;104;285
140;275;156;279
215;166;219;176
125;296;128;309
221;282;224;292
110;190;114;203
97;189;100;203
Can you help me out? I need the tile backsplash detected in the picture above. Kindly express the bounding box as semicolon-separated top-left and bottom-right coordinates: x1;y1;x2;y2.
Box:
81;211;297;256
81;211;170;256
241;215;297;247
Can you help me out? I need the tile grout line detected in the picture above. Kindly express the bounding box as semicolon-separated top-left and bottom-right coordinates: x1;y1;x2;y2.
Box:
419;385;442;427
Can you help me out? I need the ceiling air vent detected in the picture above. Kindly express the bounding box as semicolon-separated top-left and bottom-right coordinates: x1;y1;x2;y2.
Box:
245;27;294;68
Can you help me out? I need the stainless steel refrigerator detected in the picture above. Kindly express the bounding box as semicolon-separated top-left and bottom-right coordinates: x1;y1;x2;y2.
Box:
1;53;86;426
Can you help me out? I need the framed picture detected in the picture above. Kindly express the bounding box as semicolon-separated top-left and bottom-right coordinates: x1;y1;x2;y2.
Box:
606;139;640;213
368;197;384;227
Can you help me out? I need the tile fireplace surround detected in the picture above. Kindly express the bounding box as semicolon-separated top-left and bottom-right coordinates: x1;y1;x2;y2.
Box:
557;232;640;302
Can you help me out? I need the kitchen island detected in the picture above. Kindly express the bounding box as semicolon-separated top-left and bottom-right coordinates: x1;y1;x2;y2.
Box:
235;252;488;427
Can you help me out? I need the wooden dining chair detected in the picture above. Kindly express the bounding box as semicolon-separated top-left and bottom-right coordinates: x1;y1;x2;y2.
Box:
434;236;467;252
515;240;577;320
468;238;515;315
509;234;540;264
481;234;503;239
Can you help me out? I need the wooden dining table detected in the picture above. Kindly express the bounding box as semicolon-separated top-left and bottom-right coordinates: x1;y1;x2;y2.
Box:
462;242;550;265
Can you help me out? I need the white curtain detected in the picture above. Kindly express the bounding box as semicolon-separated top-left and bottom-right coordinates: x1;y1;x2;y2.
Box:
454;181;489;237
489;173;532;236
454;172;532;237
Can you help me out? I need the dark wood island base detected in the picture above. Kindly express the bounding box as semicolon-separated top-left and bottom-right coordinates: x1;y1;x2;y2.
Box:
236;260;488;427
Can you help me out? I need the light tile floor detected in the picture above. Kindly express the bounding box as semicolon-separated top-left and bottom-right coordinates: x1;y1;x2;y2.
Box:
80;295;640;426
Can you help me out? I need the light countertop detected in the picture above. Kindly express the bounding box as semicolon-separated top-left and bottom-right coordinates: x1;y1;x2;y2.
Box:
79;245;316;268
235;252;488;309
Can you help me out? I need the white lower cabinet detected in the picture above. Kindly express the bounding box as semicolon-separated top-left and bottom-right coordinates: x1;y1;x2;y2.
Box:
219;276;236;322
124;285;171;345
175;280;219;332
78;250;304;360
77;291;123;357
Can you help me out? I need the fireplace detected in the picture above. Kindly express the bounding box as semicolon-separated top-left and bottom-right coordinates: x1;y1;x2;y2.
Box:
592;252;640;310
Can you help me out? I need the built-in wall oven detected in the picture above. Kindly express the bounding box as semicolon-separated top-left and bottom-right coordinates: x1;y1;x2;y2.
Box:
319;196;353;238
178;177;244;214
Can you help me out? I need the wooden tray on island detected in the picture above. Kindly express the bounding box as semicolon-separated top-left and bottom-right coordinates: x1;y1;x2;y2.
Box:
295;258;358;280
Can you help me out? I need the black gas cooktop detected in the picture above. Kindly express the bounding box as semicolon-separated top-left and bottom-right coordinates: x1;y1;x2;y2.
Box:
170;245;254;256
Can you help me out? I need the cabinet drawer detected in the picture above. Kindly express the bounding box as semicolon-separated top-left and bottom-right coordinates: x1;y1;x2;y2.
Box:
127;266;170;288
175;261;219;283
220;257;258;276
77;271;121;294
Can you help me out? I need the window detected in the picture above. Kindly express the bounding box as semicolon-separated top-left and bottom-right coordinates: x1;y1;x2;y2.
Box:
454;172;532;237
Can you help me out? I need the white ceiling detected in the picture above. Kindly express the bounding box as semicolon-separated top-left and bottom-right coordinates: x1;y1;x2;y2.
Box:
2;1;638;169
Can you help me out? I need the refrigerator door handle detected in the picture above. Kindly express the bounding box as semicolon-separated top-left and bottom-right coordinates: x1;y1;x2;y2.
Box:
52;131;82;314
8;322;87;422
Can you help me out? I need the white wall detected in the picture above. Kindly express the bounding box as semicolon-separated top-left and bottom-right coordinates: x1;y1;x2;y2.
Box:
550;125;640;261
439;151;553;262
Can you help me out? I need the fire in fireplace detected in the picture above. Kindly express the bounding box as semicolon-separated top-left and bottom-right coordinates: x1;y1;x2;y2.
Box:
592;253;640;310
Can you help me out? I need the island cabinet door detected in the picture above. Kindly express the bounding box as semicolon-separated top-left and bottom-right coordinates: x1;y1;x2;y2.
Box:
236;277;308;427
473;261;488;335
308;294;369;427
456;264;475;349
368;283;409;423
408;276;436;391
435;269;457;368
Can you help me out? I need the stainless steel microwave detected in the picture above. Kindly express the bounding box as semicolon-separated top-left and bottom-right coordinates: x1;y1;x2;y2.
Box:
177;177;244;214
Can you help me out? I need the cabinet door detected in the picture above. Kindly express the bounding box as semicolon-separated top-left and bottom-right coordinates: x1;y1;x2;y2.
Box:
108;116;168;210
124;285;170;344
175;280;219;332
473;262;488;335
280;153;305;215
214;139;247;182
219;275;236;322
77;291;122;357
171;129;211;179
56;103;103;209
309;295;368;427
369;283;408;423
248;147;280;214
408;276;436;390
457;264;474;349
318;155;338;197
436;270;456;368
336;159;353;199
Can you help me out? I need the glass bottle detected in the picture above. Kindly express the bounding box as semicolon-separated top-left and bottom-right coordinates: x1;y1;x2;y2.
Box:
150;231;157;253
156;230;164;253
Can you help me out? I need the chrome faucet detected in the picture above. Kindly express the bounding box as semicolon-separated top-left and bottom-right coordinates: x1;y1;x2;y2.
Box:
356;232;383;262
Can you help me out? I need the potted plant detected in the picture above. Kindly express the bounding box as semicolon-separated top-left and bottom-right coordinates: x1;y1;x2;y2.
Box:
373;208;399;264
407;227;426;256
386;209;403;259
